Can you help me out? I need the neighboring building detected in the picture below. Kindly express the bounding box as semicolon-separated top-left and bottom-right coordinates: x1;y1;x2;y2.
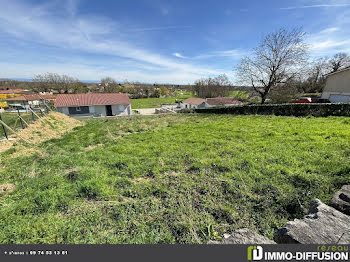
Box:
180;97;206;109
0;89;29;101
40;95;56;104
54;93;132;117
6;94;56;107
321;67;350;103
179;97;243;109
206;97;243;107
0;89;30;94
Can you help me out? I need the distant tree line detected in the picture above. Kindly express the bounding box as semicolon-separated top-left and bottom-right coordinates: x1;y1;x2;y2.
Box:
0;73;177;98
192;74;231;98
31;73;86;94
95;77;171;98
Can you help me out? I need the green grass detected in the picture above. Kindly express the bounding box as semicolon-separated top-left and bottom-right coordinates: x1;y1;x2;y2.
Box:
131;91;192;109
230;90;249;100
130;90;250;109
0;112;34;137
0;114;349;243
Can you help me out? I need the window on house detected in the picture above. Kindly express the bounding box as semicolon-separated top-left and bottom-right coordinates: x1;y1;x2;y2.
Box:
76;107;81;111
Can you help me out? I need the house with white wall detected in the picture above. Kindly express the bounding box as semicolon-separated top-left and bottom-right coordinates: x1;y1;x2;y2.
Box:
321;67;350;103
180;97;242;109
55;93;132;117
179;97;206;109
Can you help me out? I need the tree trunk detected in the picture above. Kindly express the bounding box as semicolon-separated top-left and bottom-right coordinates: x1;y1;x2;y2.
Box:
261;93;267;104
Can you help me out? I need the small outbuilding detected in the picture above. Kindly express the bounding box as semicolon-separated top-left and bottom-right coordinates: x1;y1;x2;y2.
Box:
180;97;206;109
6;94;56;107
54;93;132;117
321;67;350;103
179;97;242;109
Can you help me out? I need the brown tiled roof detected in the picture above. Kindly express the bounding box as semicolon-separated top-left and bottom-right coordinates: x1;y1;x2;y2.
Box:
6;96;26;101
0;89;27;94
206;97;243;106
182;97;206;105
54;93;130;107
6;94;56;101
6;94;42;101
40;95;56;100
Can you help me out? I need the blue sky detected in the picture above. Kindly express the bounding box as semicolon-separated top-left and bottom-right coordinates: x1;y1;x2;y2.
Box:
1;0;350;84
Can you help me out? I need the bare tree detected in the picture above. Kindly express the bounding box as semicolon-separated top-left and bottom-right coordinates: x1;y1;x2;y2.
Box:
72;81;88;94
236;28;309;104
100;77;118;93
32;73;52;93
298;57;329;93
328;52;350;73
60;74;78;94
32;73;80;93
193;74;231;98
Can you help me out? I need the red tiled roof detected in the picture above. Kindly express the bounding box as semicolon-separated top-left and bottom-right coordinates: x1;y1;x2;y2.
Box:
206;97;243;106
0;89;27;94
182;97;206;105
54;93;131;107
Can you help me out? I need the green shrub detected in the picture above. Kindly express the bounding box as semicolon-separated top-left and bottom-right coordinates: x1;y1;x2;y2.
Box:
184;103;350;117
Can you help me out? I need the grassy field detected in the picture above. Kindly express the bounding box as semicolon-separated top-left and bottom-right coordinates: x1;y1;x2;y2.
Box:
131;91;192;109
0;114;349;243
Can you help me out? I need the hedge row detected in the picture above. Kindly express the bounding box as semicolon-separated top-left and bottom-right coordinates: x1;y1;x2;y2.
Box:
180;103;350;117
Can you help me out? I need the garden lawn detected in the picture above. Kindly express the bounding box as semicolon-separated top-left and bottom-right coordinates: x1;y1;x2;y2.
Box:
0;114;349;244
131;91;192;109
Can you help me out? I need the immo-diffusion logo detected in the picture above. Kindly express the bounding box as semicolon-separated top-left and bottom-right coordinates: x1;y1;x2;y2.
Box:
247;246;263;261
247;245;349;261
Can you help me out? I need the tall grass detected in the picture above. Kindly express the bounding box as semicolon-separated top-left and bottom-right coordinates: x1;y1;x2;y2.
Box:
0;114;349;243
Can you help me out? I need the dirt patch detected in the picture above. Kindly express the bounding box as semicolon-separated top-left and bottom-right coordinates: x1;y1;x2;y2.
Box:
0;183;15;197
85;144;104;151
0;112;84;155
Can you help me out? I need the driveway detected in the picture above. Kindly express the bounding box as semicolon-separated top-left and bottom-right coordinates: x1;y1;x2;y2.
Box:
134;108;158;115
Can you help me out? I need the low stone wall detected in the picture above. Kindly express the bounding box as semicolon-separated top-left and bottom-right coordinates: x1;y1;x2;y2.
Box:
209;185;350;244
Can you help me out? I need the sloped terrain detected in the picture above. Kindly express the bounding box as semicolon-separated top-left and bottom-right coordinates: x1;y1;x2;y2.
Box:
0;114;349;244
0;112;83;155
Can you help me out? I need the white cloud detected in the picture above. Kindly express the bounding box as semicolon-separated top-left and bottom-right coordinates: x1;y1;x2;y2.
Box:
280;4;350;10
0;0;230;83
172;53;186;59
126;26;192;33
319;27;339;34
195;49;247;59
0;61;222;84
307;19;350;57
311;40;350;50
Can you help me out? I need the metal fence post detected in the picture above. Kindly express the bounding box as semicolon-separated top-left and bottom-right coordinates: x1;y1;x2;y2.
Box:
17;108;25;129
31;107;35;121
0;113;8;140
